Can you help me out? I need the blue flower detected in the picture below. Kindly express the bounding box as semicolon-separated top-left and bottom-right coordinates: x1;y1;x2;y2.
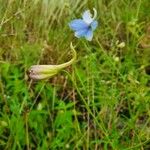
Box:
69;8;98;41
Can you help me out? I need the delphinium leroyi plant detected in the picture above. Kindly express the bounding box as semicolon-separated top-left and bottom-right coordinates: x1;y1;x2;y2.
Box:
28;8;98;80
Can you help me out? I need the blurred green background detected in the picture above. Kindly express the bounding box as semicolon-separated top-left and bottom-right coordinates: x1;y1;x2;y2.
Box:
0;0;150;149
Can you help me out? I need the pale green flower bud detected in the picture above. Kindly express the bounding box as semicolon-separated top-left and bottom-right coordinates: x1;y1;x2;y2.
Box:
29;43;76;80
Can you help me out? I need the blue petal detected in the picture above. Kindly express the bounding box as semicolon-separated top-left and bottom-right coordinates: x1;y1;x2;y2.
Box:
69;19;88;31
91;20;98;31
75;29;88;38
82;10;93;24
84;29;93;41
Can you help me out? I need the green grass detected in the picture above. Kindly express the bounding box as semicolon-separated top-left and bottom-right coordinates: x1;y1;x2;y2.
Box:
0;0;150;149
